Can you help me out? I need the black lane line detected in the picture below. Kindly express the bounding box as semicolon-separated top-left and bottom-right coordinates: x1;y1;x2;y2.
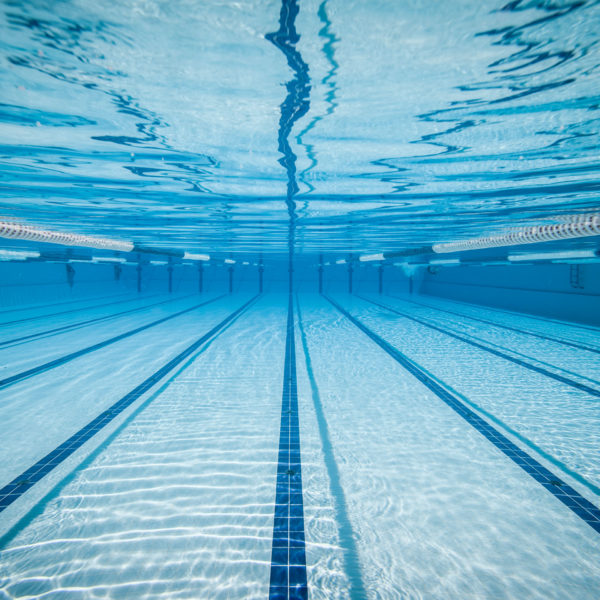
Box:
425;279;600;298
387;294;600;355
325;295;600;535
0;294;259;513
423;293;600;334
357;295;600;399
0;293;195;348
0;295;226;390
0;292;161;327
269;295;308;600
0;291;130;316
296;295;366;599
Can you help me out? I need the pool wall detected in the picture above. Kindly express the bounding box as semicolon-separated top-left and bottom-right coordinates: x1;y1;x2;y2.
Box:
421;261;600;326
1;258;598;325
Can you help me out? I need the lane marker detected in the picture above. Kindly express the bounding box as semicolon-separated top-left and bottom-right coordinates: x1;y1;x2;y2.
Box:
424;278;600;299
0;293;195;348
0;292;161;327
269;295;308;600
386;294;600;354
0;291;131;316
0;295;226;390
363;297;600;496
325;295;600;535
357;295;600;398
418;292;600;334
0;295;259;514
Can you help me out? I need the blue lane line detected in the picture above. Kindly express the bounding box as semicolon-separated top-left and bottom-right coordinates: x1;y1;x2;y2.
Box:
422;290;600;334
358;295;600;399
325;295;600;536
0;292;161;327
296;295;366;599
0;293;194;348
0;298;253;551
425;279;600;299
0;295;259;514
0;291;131;316
387;294;600;355
0;295;226;390
269;295;308;600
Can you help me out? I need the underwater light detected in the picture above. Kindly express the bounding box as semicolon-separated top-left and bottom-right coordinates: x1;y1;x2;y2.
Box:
335;259;347;264
508;249;597;262
0;219;134;252
92;256;127;263
393;261;427;267
429;258;460;265
149;260;168;266
0;249;40;261
224;258;236;264
183;252;210;261
359;253;385;262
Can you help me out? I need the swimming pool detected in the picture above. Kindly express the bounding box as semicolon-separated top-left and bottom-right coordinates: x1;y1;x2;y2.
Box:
0;287;598;598
1;0;600;598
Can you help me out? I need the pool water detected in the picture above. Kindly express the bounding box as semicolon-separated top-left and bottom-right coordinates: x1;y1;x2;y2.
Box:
0;289;599;599
1;0;600;598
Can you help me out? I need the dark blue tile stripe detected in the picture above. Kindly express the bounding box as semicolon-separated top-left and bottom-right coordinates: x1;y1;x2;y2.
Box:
325;295;600;536
0;294;195;348
0;295;227;390
0;291;131;317
0;292;161;327
0;295;258;513
295;295;367;598
388;294;600;355
427;293;600;334
426;278;600;299
269;295;308;600
357;295;600;399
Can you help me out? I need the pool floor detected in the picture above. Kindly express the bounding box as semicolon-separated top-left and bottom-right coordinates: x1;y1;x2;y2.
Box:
0;292;599;599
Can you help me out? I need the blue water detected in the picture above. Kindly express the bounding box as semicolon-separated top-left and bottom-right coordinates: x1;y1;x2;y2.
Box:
1;1;600;598
1;0;599;254
0;290;599;598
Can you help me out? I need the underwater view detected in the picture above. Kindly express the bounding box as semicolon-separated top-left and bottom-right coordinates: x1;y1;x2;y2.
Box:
0;0;599;598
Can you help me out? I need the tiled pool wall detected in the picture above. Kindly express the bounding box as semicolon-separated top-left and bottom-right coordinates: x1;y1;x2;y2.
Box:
420;261;600;326
2;258;599;326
